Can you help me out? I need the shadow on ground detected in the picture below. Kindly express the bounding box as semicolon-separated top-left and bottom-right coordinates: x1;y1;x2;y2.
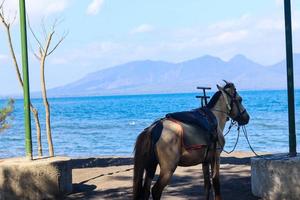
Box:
70;155;260;169
71;157;133;169
66;185;132;200
66;156;259;200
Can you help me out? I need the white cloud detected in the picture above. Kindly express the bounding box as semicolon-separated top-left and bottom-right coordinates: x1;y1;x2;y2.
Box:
131;24;154;34
86;0;104;16
209;14;251;30
49;11;300;72
1;0;69;22
204;30;249;45
27;0;70;17
44;1;69;14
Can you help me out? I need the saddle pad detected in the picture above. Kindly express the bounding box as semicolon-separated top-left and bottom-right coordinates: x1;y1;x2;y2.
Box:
165;107;217;132
179;122;216;150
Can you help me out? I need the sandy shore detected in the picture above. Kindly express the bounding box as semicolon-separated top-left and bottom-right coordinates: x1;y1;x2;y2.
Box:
66;152;263;200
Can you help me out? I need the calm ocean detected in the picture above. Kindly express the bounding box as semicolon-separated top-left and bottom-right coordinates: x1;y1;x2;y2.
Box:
0;90;299;158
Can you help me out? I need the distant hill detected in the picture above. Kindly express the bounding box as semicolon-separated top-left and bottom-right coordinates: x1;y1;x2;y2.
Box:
48;54;300;97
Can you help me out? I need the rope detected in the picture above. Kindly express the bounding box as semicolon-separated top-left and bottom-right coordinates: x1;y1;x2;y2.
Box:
222;120;262;157
222;126;240;154
241;126;262;157
224;120;237;137
223;120;263;158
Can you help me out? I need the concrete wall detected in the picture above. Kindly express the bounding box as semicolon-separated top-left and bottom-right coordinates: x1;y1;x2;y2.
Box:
0;157;72;200
251;154;300;200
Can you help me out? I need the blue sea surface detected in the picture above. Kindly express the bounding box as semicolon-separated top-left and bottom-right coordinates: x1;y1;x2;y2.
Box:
0;90;299;158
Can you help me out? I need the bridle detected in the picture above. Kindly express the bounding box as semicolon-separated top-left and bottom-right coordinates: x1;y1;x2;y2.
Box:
214;87;257;156
211;87;246;124
222;88;246;123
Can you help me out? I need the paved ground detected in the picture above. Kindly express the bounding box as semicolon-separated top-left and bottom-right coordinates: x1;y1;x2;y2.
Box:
66;152;262;200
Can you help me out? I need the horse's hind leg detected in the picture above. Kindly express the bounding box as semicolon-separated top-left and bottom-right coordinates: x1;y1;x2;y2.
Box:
151;151;179;199
143;174;153;200
202;162;211;200
151;168;176;200
143;164;158;200
151;139;179;199
212;155;222;200
212;174;221;200
151;120;181;199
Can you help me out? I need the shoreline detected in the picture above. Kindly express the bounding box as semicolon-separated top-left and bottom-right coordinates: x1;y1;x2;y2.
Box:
2;88;299;100
69;151;270;168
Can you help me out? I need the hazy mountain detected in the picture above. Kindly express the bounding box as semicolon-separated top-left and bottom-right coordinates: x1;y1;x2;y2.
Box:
48;54;300;97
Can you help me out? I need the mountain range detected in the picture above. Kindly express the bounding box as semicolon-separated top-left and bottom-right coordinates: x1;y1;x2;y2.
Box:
48;54;300;97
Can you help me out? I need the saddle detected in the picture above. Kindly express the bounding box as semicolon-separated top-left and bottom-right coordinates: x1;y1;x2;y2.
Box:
165;107;218;150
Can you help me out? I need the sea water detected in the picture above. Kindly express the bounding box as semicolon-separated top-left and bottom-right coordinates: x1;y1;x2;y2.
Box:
0;90;299;158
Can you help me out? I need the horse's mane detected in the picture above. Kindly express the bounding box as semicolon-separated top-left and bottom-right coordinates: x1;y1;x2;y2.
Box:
223;82;235;90
206;82;235;108
206;91;221;108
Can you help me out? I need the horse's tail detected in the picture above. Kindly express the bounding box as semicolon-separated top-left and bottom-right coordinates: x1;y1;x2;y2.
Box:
133;126;155;200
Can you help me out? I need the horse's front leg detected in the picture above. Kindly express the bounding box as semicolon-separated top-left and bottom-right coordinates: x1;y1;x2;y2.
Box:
202;162;211;200
212;153;222;200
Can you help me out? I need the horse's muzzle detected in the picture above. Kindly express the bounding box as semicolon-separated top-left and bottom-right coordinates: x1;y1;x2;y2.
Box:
235;110;250;126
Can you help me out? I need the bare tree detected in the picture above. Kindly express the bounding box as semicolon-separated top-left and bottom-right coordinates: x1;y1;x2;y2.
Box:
0;1;43;156
29;18;67;157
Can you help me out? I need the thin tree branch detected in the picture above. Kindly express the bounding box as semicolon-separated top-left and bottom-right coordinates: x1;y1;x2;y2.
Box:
0;3;9;28
51;18;59;32
28;37;41;60
43;31;54;56
41;17;47;40
11;11;16;24
0;8;23;88
0;0;5;8
33;51;41;60
0;0;5;14
47;31;68;56
39;47;43;57
28;18;45;53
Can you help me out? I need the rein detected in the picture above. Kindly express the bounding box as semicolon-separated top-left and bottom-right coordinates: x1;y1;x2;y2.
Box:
241;126;262;157
211;108;229;116
221;121;262;157
221;120;240;154
208;85;261;157
213;88;260;156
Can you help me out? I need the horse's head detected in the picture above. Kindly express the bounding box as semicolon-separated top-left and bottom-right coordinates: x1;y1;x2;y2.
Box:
217;81;250;125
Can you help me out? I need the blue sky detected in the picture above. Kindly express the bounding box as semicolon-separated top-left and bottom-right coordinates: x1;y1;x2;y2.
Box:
0;0;299;96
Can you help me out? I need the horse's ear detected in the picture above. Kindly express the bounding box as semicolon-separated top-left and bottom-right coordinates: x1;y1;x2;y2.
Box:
223;80;229;85
216;84;223;91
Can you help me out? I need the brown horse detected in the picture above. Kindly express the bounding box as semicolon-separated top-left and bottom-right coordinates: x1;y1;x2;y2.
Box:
133;82;250;200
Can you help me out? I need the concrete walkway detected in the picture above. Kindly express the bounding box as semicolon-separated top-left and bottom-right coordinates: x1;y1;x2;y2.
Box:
66;152;260;200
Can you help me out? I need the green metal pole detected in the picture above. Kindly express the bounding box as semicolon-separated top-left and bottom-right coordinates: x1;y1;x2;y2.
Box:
19;0;33;160
284;0;297;157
